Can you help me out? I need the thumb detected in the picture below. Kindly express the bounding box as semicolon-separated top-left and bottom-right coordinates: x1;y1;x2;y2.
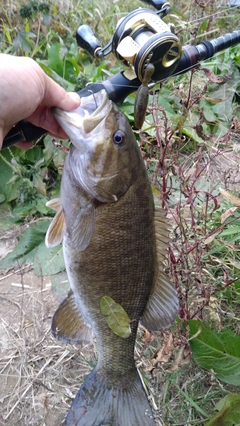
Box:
41;73;81;110
56;91;81;111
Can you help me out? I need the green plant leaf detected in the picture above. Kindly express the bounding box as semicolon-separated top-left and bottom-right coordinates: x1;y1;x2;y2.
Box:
38;61;75;91
188;320;240;385
0;219;65;276
42;13;51;26
33;174;46;196
35;198;51;215
206;393;240;426
0;214;16;231
0;194;6;203
0;220;50;268
34;243;65;276
100;296;131;338
51;272;69;302
46;42;64;75
0;149;21;202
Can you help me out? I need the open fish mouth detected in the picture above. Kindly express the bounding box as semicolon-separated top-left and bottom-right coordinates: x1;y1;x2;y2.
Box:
53;90;112;153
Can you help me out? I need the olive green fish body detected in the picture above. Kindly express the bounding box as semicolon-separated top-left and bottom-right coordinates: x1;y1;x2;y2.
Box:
46;91;178;426
63;149;155;375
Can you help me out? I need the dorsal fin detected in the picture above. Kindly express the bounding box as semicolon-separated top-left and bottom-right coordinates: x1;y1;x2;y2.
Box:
141;208;179;331
52;290;93;345
45;207;66;248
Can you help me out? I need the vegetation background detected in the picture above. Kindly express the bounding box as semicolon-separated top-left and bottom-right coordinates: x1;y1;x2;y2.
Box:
0;0;240;425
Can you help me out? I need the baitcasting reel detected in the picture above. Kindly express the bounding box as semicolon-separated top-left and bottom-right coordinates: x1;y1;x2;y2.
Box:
76;1;183;83
4;1;240;147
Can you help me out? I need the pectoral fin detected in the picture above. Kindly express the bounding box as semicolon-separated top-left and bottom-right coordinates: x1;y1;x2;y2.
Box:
46;197;61;211
45;207;66;248
141;208;179;330
71;201;95;251
52;290;93;345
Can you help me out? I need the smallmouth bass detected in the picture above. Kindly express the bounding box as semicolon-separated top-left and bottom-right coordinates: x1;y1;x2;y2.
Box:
46;90;178;426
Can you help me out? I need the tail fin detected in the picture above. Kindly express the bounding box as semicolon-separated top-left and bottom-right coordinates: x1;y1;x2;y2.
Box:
65;368;156;426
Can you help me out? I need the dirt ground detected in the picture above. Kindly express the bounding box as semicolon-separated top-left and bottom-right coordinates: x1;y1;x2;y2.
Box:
0;230;95;426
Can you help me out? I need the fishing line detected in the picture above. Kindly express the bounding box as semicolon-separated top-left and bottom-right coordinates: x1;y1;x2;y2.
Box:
85;88;99;108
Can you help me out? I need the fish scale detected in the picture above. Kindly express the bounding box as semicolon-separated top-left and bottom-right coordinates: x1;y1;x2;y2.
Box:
63;163;154;363
45;90;178;425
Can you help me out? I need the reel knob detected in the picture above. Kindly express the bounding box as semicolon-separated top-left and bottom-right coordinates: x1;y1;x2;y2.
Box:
76;25;103;57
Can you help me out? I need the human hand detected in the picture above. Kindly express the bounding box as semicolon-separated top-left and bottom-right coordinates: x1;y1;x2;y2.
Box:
0;54;81;149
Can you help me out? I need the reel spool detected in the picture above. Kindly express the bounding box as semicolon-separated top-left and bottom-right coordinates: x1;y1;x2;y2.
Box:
112;7;183;82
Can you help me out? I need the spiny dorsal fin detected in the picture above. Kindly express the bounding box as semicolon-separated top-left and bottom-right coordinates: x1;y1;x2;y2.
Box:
45;207;65;248
46;197;61;211
52;290;93;345
141;208;179;331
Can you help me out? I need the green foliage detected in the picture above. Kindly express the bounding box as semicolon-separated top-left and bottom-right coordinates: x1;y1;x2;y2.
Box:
1;1;52;55
188;320;240;386
0;219;65;276
51;271;69;302
201;201;240;289
20;1;50;19
0;145;62;218
100;296;131;338
206;394;240;426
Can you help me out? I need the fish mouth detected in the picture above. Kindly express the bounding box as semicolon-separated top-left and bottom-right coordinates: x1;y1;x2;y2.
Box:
53;90;112;153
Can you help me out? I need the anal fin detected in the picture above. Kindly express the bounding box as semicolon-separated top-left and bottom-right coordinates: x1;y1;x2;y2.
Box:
141;208;179;331
52;290;93;345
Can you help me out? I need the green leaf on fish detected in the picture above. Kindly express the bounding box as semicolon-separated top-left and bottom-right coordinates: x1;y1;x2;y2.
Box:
100;296;131;339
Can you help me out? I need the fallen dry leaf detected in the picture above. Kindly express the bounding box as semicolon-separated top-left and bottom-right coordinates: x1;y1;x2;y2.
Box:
170;346;191;372
220;187;240;207
220;207;238;224
140;325;153;344
152;332;174;366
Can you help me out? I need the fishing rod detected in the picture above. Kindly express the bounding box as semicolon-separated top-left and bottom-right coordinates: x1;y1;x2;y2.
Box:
3;0;240;149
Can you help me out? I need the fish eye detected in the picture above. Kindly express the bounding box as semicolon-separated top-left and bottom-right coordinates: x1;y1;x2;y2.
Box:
113;130;125;146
